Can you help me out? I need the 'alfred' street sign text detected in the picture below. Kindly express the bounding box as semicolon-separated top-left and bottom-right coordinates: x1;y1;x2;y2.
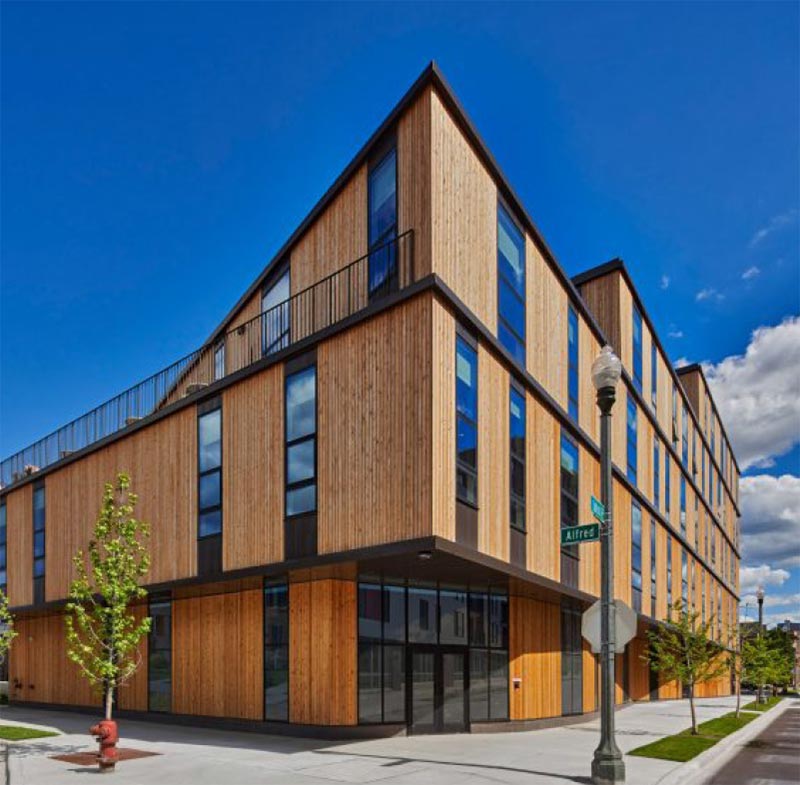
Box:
560;523;600;545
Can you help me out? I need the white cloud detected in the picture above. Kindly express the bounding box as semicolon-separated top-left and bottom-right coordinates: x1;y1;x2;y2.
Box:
674;357;690;369
749;208;798;248
703;316;800;470
740;564;791;594
660;275;670;290
739;475;800;571
668;327;684;339
742;265;761;281
740;591;800;609
696;287;725;302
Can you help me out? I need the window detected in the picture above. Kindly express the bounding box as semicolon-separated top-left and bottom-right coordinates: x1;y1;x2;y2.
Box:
632;305;643;394
148;598;172;712
285;366;317;516
653;438;661;511
631;502;643;613
264;581;289;720
692;429;697;478
690;559;696;610
0;498;6;593
680;477;686;536
701;571;706;625
681;405;688;468
666;536;673;612
626;393;637;486
497;204;526;364
262;268;291;355
567;306;579;420
650;519;657;615
456;336;478;506
560;433;580;587
701;448;706;502
198;405;222;538
33;482;45;598
665;454;671;516
672;384;678;449
650;342;657;411
509;386;526;531
214;340;225;381
710;415;715;457
368;147;398;299
694;495;699;551
681;550;688;607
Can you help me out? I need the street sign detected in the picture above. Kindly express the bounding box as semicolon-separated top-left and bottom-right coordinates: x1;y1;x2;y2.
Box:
591;496;606;523
581;599;637;654
560;523;600;545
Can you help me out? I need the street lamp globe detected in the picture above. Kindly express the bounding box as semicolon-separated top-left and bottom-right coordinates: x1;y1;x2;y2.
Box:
591;345;622;391
756;586;765;602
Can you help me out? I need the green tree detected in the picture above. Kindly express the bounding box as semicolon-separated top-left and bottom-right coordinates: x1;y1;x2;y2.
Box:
742;633;772;703
64;474;152;720
0;588;17;665
727;623;744;718
765;628;794;695
644;601;729;734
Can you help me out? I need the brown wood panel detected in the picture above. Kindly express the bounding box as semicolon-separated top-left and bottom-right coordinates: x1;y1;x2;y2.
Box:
618;276;634;381
578;319;601;443
577;272;621;361
583;640;598;713
289;578;356;725
478;346;509;561
45;407;197;602
6;484;32;608
318;295;433;554
222;366;284;571
579;446;601;597
655;523;668;620
628;637;650;701
509;595;561;720
431;90;497;331
613;481;632;604
611;379;628;472
172;587;263;720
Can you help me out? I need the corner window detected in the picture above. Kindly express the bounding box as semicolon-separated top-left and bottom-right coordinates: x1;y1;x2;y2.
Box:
632;305;643;394
264;581;289;721
626;393;638;486
262;268;291;356
567;306;579;420
631;501;642;613
650;342;657;411
285;366;317;516
497;204;526;365
456;335;478;506
148;598;172;712
198;405;222;538
509;386;526;531
368;147;398;299
560;433;580;587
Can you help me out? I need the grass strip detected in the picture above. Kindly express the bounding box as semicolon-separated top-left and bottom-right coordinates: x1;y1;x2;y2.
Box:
628;711;759;762
741;695;782;712
0;725;59;741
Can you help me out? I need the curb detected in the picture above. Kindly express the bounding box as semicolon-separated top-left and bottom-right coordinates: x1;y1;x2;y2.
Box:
655;698;797;785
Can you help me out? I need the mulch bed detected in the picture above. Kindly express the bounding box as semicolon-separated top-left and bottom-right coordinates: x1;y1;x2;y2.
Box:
51;748;161;765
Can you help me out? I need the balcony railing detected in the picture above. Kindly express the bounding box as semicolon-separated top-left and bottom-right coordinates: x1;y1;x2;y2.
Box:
1;230;415;489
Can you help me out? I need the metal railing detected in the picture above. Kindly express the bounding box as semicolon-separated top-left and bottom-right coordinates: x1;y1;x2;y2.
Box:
1;230;415;488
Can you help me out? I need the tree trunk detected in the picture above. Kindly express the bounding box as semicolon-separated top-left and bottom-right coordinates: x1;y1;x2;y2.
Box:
104;685;113;721
689;684;698;735
735;672;741;718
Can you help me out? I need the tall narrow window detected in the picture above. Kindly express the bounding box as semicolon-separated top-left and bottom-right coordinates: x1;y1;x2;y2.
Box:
650;519;657;615
631;501;643;613
665;454;671;516
214;340;225;381
680;477;687;537
148;597;172;712
32;481;45;602
681;550;688;607
710;415;715;457
264;581;289;721
456;336;478;506
509;386;526;531
632;305;643;394
650;342;657;411
653;437;661;511
692;429;697;479
681;405;689;468
672;384;678;449
262;268;291;356
560;433;580;587
0;498;6;594
368;147;398;299
626;393;638;486
197;404;222;538
567;306;579;420
701;571;706;625
285;366;317;516
497;203;526;364
666;537;673;612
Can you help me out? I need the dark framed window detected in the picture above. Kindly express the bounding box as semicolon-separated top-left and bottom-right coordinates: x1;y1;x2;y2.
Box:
285;365;317;516
650;342;657;411
680;477;686;536
560;433;580;586
33;481;45;583
264;581;289;721
626;393;637;486
632;305;643;394
497;203;526;365
214;340;225;381
0;498;6;594
666;536;673;612
681;550;688;607
681;405;689;468
671;384;678;449
665;454;671;515
631;501;642;614
456;335;478;506
148;598;172;712
262;268;291;356
653;437;661;511
567;306;579;420
368;146;398;299
197;405;222;538
509;385;526;532
650;519;657;615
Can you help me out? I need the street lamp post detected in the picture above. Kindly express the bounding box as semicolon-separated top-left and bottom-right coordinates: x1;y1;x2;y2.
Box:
591;345;625;785
756;586;765;704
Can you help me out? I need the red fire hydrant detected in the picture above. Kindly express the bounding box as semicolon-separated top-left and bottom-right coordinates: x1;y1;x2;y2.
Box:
90;719;119;772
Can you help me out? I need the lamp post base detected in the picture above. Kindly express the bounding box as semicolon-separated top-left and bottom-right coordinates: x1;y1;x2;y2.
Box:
591;751;626;785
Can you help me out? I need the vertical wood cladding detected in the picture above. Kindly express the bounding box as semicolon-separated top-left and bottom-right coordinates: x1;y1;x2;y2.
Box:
578;273;622;361
578;319;601;443
628;637;651;701
431;90;497;331
222;366;284;571
172;586;263;720
583;641;599;712
42;407;197;603
6;484;33;608
578;445;601;596
289;578;357;725
509;595;561;720
317;295;432;554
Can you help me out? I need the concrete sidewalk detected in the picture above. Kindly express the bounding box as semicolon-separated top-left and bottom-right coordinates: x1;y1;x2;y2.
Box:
4;696;741;785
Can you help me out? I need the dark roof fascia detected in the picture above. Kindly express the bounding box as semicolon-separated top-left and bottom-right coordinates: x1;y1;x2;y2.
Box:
572;257;742;477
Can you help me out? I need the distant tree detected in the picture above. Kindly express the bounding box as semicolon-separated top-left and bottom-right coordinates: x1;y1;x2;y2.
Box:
742;633;772;704
644;601;728;734
0;588;17;665
64;473;152;721
765;628;794;695
727;623;744;718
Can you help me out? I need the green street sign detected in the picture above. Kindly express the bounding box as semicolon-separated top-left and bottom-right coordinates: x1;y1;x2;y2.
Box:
561;523;600;545
591;496;606;523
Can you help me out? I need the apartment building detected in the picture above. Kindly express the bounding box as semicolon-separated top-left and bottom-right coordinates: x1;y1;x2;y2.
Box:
0;63;740;736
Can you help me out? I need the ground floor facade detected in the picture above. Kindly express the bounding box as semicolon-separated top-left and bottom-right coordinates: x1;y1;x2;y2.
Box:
8;552;731;735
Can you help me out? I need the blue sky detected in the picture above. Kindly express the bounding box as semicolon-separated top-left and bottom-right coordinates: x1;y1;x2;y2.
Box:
2;3;798;617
